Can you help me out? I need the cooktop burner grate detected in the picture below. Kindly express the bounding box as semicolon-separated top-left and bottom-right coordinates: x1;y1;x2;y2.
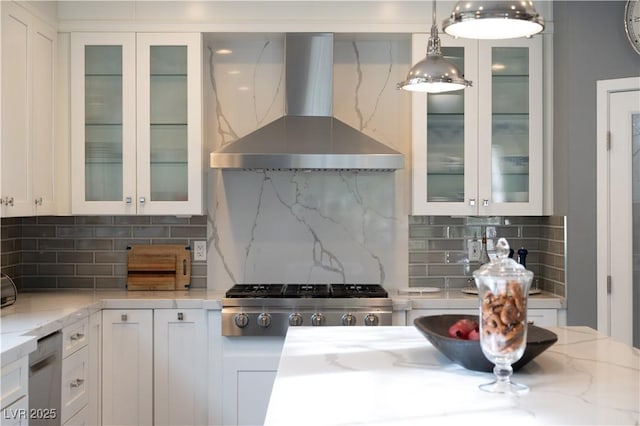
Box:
224;283;388;298
225;284;285;298
282;284;331;298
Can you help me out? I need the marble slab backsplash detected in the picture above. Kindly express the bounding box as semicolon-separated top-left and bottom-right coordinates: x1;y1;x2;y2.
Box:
203;33;412;289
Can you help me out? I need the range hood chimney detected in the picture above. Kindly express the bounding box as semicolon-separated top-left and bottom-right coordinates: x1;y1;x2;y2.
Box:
209;33;405;171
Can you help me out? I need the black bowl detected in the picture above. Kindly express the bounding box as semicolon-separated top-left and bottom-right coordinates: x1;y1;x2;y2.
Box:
414;314;558;372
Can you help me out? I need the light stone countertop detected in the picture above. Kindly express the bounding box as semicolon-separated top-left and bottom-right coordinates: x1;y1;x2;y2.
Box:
0;290;225;365
0;288;564;366
266;326;639;426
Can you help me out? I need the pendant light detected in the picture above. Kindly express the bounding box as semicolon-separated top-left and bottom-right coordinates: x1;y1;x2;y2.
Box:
398;0;471;93
442;1;544;40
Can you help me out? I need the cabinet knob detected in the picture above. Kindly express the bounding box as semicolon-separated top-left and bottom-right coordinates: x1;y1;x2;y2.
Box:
177;312;184;321
2;196;14;206
482;199;489;207
125;197;132;204
121;314;128;322
469;198;476;206
139;197;146;205
34;197;43;206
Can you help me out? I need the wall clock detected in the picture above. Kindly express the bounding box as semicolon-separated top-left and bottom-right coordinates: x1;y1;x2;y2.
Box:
625;0;640;55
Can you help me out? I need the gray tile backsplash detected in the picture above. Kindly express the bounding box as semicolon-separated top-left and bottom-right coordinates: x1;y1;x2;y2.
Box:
0;216;207;290
2;214;565;296
408;216;566;296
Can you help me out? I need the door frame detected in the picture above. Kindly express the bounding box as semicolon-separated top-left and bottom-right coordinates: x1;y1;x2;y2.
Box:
596;76;640;336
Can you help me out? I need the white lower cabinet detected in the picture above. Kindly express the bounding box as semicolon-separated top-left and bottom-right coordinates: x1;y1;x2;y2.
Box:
154;309;208;426
64;405;88;426
1;356;29;426
221;337;284;426
61;318;90;425
102;309;207;426
407;308;559;327
61;346;89;424
102;310;153;426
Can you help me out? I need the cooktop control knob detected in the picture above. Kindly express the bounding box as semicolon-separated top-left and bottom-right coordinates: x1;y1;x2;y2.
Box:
257;313;271;328
234;313;249;328
311;313;326;326
341;313;356;326
364;313;379;326
288;313;303;326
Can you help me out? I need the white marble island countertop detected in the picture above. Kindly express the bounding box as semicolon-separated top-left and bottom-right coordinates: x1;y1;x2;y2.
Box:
266;326;639;425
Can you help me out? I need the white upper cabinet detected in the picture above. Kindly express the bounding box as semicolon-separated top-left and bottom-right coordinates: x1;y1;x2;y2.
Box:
411;34;543;216
71;32;202;215
1;2;57;217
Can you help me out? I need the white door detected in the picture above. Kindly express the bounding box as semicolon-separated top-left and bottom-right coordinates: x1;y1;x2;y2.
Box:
596;77;640;349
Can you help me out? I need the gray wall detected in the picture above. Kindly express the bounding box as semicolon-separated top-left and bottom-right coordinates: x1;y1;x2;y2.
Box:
554;1;640;326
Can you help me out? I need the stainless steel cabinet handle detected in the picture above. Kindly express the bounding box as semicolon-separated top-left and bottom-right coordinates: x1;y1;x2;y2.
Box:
70;378;85;388
139;197;145;205
177;312;184;321
121;314;128;322
2;196;14;206
70;332;84;341
125;197;132;204
469;198;476;206
482;199;489;207
34;197;43;206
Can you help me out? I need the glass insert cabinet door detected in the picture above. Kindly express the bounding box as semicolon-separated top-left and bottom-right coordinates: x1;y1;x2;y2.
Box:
71;33;137;215
411;34;543;216
136;33;202;215
411;35;479;216
477;38;543;216
71;32;202;215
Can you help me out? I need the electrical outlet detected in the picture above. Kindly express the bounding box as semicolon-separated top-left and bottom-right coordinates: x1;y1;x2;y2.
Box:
194;241;207;261
468;240;480;261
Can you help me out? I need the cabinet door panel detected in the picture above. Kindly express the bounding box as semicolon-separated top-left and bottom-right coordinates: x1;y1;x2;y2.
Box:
154;309;207;426
478;38;543;215
411;34;478;215
31;24;56;215
61;346;89;424
102;310;152;426
1;5;31;216
71;33;136;214
136;33;202;215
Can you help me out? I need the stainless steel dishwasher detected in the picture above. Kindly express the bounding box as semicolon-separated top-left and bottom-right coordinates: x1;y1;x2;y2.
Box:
29;331;62;425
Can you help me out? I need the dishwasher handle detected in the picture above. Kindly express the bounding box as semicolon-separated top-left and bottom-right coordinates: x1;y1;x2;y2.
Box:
29;354;57;375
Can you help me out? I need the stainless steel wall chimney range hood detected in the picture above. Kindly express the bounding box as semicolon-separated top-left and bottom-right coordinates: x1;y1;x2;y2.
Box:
209;33;405;171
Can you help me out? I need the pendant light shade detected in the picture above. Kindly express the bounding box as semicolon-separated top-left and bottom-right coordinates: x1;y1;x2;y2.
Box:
398;1;471;93
442;1;544;40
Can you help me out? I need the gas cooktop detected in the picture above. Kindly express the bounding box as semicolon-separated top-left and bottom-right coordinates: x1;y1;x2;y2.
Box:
225;283;388;299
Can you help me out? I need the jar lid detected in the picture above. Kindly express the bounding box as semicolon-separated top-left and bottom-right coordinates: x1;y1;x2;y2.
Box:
472;238;533;281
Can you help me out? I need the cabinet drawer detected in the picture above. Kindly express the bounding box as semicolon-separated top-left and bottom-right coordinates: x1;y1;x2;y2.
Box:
63;404;87;426
1;357;28;410
63;318;89;358
61;346;88;424
1;395;28;426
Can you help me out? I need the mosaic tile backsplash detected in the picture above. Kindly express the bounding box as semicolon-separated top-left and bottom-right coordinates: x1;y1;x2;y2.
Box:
408;216;565;296
0;216;207;290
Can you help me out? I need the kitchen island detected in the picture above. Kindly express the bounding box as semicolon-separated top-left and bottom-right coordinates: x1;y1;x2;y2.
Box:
265;326;639;425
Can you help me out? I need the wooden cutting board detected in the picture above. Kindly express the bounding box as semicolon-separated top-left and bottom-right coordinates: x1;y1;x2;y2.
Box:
127;245;191;290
